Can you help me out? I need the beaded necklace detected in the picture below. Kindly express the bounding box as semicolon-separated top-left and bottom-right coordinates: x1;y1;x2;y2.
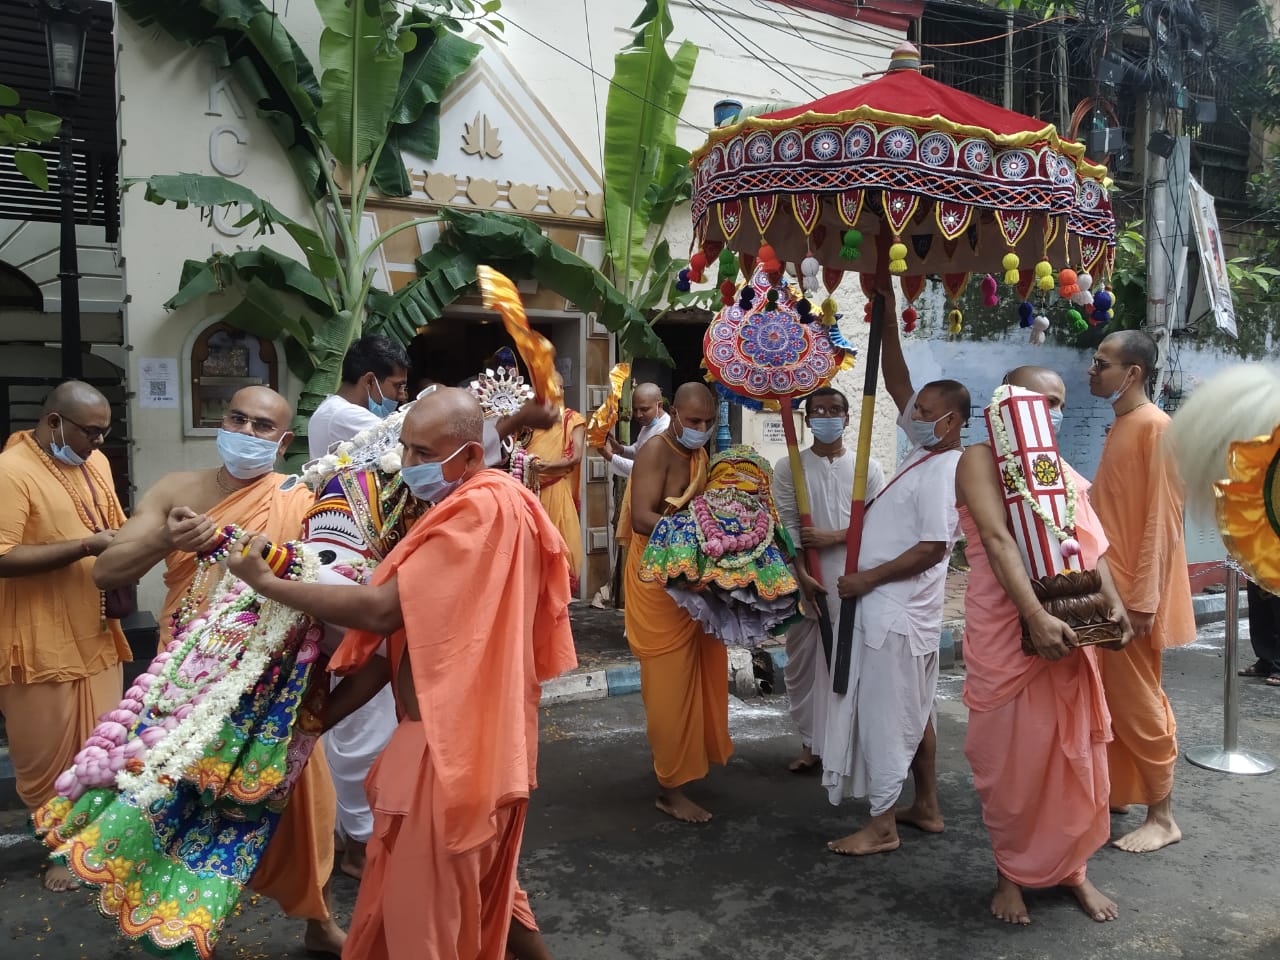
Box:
21;430;123;533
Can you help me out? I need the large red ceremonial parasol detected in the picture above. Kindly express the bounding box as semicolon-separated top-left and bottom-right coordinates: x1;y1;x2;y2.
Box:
688;42;1117;693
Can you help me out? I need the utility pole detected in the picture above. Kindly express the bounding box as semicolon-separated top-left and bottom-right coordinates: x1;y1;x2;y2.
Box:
1145;90;1174;399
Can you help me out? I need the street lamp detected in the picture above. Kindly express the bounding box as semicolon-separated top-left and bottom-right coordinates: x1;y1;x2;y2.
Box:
37;0;91;380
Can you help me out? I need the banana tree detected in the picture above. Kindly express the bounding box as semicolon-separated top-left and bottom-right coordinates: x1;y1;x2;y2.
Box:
120;0;493;447
602;0;699;339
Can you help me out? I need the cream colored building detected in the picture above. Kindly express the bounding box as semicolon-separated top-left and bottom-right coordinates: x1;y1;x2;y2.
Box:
1;0;917;610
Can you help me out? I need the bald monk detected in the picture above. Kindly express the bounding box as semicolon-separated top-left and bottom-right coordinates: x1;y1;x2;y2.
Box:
1088;331;1195;853
959;366;1132;925
92;386;345;956
603;382;670;478
625;382;730;823
0;381;128;891
225;387;576;960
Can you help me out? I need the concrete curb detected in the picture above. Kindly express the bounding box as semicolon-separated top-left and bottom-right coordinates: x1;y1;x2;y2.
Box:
1193;591;1247;625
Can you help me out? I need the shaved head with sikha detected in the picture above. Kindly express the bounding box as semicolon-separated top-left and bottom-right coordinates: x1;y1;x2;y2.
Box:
1005;365;1066;410
633;382;664;406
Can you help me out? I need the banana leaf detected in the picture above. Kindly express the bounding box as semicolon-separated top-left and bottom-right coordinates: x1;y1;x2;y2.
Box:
602;0;697;293
134;173;338;279
371;18;481;196
315;0;405;170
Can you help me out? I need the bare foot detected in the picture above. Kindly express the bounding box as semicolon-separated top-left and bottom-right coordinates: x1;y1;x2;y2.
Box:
1066;878;1119;922
827;822;901;857
507;919;554;960
655;789;712;824
1110;805;1131;815
1112;816;1181;853
339;838;366;881
303;918;347;958
990;873;1030;925
788;745;820;773
895;802;945;833
43;863;80;892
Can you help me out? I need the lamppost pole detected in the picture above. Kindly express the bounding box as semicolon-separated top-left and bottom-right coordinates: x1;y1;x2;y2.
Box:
57;110;80;379
38;0;90;381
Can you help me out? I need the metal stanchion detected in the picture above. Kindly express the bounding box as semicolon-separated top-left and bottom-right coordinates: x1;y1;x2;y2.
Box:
1186;565;1276;775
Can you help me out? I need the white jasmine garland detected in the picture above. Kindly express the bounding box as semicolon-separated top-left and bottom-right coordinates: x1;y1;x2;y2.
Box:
115;547;321;809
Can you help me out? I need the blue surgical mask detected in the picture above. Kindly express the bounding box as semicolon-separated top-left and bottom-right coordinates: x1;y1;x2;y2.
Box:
808;417;846;444
903;414;948;449
1107;369;1132;405
1049;408;1064;433
366;379;398;419
400;445;467;503
50;419;86;467
216;428;281;480
675;412;712;450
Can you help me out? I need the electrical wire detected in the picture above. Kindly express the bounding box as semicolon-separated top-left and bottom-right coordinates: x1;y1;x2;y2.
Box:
686;0;827;101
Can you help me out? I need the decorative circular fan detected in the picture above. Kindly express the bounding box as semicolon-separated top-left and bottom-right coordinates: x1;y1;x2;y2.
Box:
469;366;535;418
1215;423;1280;593
703;264;853;404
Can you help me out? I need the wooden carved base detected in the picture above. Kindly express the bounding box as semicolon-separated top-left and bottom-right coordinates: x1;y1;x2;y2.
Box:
1020;569;1125;656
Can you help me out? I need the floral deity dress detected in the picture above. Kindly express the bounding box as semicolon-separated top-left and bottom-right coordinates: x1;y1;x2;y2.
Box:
32;418;420;960
639;446;801;646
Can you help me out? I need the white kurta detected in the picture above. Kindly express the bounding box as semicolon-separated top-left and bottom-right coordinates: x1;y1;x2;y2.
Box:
607;411;670;478
307;395;399;843
772;446;885;751
819;445;961;812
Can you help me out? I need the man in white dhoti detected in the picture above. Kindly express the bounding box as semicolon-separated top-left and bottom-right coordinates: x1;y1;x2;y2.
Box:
603;382;669;478
307;335;409;879
822;316;966;856
773;387;884;772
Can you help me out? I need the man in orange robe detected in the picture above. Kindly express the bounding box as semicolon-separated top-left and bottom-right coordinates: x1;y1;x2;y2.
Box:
1088;331;1196;853
526;407;587;589
624;382;731;824
958;368;1132;925
227;386;576;960
93;386;344;956
0;381;129;891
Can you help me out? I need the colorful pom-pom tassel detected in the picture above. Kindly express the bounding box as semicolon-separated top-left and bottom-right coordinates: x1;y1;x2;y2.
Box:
888;241;908;275
1034;259;1053;278
1058;268;1078;299
902;306;918;333
718;249;738;277
1030;313;1050;345
1017;301;1034;328
801;256;820;278
1002;252;1020;285
980;273;998;307
947;308;963;334
675;267;691;293
822;297;838;324
796;298;812;317
840;229;863;260
1060;537;1081;557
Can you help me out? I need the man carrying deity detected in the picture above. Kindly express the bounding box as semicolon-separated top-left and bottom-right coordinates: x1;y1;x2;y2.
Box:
92;385;344;956
958;365;1131;925
772;387;885;773
1088;331;1195;853
226;386;576;960
821;315;965;855
603;382;669;479
625;382;729;823
0;381;128;891
307;335;410;880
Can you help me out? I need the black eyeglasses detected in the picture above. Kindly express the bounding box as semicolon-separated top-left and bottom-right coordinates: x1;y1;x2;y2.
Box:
1089;358;1118;371
59;414;111;442
222;412;281;438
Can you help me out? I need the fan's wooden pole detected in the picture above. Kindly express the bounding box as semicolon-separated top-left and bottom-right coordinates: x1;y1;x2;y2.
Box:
778;406;835;664
833;236;889;696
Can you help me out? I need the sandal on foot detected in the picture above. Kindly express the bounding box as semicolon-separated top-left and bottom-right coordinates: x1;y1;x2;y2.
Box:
1265;673;1280;687
1239;660;1270;678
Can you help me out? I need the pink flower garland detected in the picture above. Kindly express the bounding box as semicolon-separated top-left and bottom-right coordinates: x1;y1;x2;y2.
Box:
693;489;773;567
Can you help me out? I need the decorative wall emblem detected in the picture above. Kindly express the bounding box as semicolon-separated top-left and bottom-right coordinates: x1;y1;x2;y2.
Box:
462;113;503;158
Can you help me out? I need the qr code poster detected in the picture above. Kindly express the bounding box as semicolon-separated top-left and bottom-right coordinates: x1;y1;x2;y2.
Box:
138;357;179;409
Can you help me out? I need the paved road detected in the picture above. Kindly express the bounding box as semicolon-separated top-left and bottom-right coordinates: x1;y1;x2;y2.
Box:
3;621;1278;959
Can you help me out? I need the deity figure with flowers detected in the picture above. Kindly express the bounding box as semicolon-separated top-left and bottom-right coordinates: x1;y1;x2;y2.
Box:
639;445;801;646
31;411;422;960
